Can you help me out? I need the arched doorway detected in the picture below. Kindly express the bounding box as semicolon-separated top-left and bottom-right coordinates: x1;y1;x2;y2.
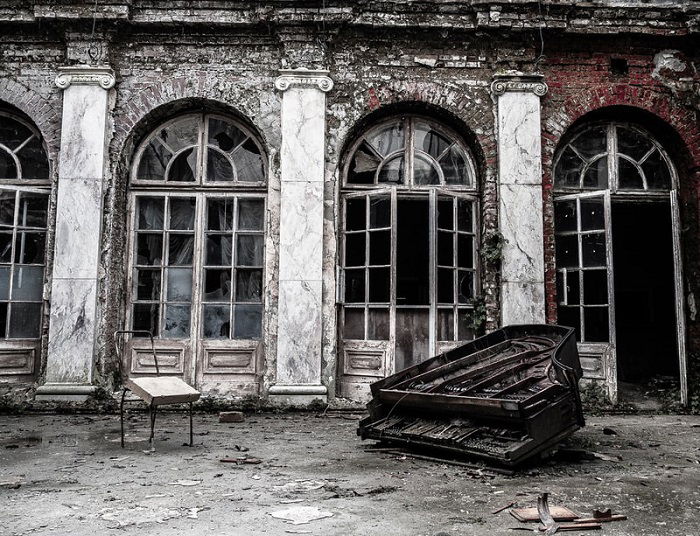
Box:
337;114;480;400
553;121;686;403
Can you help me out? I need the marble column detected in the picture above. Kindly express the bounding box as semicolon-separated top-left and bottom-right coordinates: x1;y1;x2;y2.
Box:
491;73;548;326
269;69;333;405
35;66;114;401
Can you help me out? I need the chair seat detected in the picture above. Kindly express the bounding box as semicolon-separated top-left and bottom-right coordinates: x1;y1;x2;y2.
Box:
125;377;201;406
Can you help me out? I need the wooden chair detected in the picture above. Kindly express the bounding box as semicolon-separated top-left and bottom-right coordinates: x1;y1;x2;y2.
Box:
114;330;201;448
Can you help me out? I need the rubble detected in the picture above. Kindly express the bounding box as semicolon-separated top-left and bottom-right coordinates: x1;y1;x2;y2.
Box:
359;325;584;466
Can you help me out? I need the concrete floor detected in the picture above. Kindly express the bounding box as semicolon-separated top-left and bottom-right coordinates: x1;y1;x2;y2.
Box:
1;411;698;536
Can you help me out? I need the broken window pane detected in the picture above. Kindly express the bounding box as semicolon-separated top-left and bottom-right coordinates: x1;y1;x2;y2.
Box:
343;308;364;339
369;230;390;266
583;270;608;304
367;122;405;156
348;143;380;184
236;235;264;267
437;199;454;230
133;303;160;337
8;302;41;338
413;156;440;185
377;156;405;184
234;304;262;338
617;127;652;162
584;307;608;342
0;266;9;300
206;234;233;266
344;269;365;303
208;118;247;153
137;233;163;265
457;309;475;340
14;232;45;264
437;268;453;303
369;198;390;229
232;139;265;183
572;126;607;160
169;198;196;230
581;233;606;267
555;235;578;269
414;122;450;159
235;269;262;302
457;270;473;303
159;117;199;152
18;193;48;228
580;199;604;231
204;269;232;302
554;147;584;188
642;150;671;190
0;232;11;263
441;145;471;186
345;233;365;267
11;266;42;301
0;191;15;226
558;306;581;341
437;231;453;266
554;200;577;233
137;142;170;181
0;116;31;151
163;304;190;338
346;198;366;231
583;156;608;189
618;158;643;189
207;150;235;182
138;197;164;230
167;148;197;182
166;268;192;302
207;198;234;231
438;309;454;340
203;304;230;339
238;199;265;231
368;268;389;302
168;234;194;265
367;308;390;340
0;151;17;179
136;269;160;301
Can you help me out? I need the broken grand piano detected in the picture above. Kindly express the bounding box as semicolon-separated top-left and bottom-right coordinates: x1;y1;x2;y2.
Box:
358;325;585;466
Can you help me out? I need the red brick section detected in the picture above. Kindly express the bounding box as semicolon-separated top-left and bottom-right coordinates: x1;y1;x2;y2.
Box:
541;50;700;356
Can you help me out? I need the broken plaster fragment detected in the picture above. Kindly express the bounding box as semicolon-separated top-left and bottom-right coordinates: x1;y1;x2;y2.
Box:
269;506;334;525
414;56;438;68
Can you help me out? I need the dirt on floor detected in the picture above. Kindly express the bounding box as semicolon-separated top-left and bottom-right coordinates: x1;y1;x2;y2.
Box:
0;411;698;536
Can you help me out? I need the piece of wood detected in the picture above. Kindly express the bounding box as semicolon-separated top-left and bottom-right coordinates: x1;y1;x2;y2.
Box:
126;377;200;405
575;514;627;523
219;411;245;423
539;522;602;531
510;506;579;523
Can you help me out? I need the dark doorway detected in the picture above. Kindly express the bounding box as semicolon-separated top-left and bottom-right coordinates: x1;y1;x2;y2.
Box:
612;201;678;390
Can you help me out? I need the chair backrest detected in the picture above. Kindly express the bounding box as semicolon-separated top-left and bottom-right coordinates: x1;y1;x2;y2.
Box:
114;330;160;379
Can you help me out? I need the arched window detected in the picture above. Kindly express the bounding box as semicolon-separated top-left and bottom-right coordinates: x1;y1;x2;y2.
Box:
127;113;267;387
0;111;50;344
339;115;479;393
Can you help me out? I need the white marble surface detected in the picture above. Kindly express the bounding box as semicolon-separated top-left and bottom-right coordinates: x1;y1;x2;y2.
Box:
45;278;97;384
58;84;109;179
496;85;545;324
276;279;323;385
499;183;545;284
279;181;324;281
501;281;546;325
51;177;103;279
280;87;325;183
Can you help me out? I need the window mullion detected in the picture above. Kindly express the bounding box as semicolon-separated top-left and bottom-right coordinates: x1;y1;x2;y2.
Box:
405;118;414;187
231;196;239;340
608;124;617;193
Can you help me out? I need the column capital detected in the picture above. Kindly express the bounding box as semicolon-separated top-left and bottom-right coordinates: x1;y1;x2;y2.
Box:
491;72;547;97
275;68;333;93
55;65;115;90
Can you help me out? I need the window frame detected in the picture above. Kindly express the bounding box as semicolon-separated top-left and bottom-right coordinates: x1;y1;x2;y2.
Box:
342;115;478;191
130;113;268;189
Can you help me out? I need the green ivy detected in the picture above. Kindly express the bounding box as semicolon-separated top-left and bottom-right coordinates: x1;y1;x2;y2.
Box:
482;230;506;267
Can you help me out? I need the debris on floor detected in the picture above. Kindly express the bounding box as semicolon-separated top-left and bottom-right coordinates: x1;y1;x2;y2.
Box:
219;411;245;423
359;324;585;467
269;506;334;525
220;456;262;464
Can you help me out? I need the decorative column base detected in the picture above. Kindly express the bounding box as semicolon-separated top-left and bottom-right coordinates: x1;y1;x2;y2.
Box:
268;384;328;406
35;383;98;402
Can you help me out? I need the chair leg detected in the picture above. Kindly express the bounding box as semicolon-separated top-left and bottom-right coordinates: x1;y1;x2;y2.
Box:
120;389;128;448
189;401;193;447
149;402;157;448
